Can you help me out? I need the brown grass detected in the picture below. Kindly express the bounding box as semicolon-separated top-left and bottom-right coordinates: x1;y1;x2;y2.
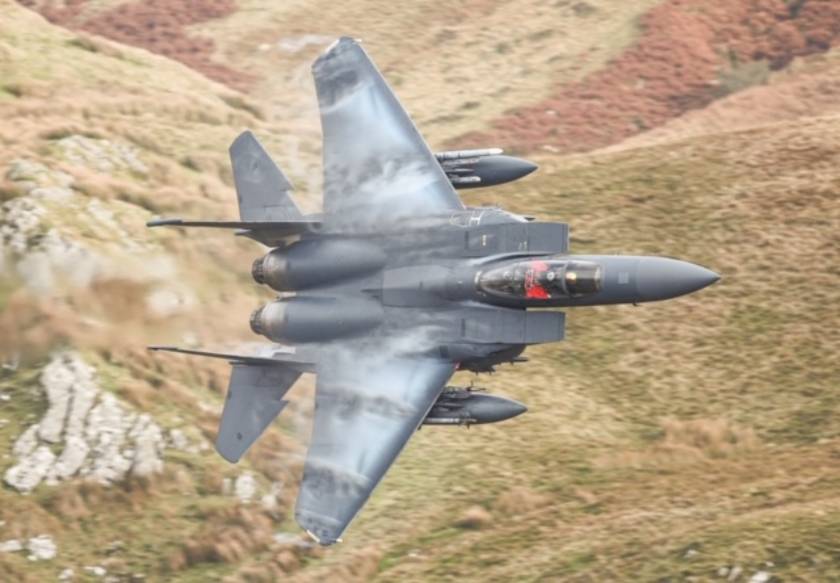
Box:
455;0;840;154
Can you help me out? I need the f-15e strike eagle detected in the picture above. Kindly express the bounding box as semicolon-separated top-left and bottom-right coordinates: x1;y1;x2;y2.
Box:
148;37;719;545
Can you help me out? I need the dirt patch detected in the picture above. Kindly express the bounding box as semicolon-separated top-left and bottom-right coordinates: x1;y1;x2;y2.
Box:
18;0;252;90
454;0;840;154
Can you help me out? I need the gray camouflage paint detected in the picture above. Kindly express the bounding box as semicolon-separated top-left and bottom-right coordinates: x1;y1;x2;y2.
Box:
148;37;718;545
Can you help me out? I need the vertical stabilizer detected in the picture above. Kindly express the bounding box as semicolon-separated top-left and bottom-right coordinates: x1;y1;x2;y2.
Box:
229;130;303;221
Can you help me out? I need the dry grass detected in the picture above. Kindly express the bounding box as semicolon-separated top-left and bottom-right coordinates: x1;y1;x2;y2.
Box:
2;1;840;581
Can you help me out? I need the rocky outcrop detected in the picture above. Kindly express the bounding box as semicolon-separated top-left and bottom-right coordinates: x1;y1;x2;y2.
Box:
3;352;166;493
56;135;148;175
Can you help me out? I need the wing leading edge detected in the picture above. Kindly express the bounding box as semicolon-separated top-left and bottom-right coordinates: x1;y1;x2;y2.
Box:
313;37;463;231
296;352;456;544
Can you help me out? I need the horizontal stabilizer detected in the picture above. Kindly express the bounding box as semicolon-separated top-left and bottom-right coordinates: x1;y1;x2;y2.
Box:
146;218;321;246
217;363;301;462
230;130;302;222
148;345;282;365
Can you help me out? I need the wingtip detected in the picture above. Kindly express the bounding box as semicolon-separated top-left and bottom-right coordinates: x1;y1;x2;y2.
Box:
304;530;341;546
229;129;257;154
313;36;362;71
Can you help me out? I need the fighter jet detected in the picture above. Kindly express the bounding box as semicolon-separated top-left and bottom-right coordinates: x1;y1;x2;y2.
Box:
148;37;719;545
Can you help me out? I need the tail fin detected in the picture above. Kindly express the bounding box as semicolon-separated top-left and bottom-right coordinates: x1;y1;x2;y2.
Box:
230;130;303;221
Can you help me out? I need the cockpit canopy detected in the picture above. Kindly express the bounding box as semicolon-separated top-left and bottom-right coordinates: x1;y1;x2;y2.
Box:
477;259;602;300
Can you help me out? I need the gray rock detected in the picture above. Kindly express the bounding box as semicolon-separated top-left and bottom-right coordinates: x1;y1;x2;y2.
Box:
748;572;771;583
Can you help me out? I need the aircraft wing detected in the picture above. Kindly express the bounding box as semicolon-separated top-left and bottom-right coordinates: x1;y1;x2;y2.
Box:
295;350;455;544
312;37;463;230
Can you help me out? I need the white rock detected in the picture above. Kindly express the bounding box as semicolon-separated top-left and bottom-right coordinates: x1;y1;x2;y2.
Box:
26;534;56;561
63;359;97;441
168;429;189;451
729;566;743;581
13;424;40;457
234;472;257;503
129;415;164;478
261;481;283;511
4;445;56;493
0;539;23;553
85;394;132;484
6;159;74;190
84;565;107;577
5;352;166;492
30;187;74;202
39;355;76;443
58;567;74;581
0;197;44;254
748;572;771;583
146;287;193;317
51;435;90;480
277;35;331;54
272;532;312;548
57;135;147;175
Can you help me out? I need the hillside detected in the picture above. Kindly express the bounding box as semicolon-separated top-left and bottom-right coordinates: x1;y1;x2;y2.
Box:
2;1;840;581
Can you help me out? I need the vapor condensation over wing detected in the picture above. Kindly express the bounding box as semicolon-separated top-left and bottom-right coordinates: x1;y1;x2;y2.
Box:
295;350;455;544
312;37;463;231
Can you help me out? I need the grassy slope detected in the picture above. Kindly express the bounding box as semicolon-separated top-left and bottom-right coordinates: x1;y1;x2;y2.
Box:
363;114;840;581
0;4;301;581
3;0;840;581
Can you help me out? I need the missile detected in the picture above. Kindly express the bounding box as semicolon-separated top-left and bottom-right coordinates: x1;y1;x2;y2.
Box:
435;148;503;161
435;148;538;189
423;387;527;426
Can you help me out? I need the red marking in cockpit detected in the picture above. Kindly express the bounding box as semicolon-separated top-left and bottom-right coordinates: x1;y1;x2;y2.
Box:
524;262;550;299
526;285;549;299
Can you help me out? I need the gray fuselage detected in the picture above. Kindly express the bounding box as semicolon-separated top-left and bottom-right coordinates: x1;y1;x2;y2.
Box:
248;208;718;372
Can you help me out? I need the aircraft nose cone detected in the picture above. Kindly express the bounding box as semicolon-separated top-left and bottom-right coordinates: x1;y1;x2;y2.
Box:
636;257;720;302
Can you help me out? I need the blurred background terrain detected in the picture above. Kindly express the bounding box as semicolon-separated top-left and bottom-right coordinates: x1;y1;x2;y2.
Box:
1;0;839;580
